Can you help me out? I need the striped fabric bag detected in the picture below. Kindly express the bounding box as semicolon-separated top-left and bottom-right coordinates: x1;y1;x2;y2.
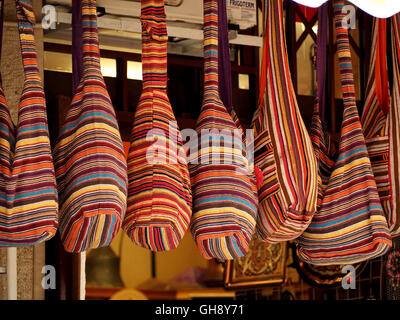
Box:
122;0;192;251
0;0;58;246
53;0;127;253
296;0;392;266
252;0;318;243
362;17;400;237
188;0;258;260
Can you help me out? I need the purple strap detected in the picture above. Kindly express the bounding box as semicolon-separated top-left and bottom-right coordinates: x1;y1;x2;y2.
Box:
317;2;328;123
72;0;83;92
217;0;233;113
0;0;4;77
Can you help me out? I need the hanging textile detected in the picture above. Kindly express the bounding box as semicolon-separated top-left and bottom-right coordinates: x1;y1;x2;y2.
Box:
188;0;258;260
122;0;192;251
252;0;318;243
361;17;400;237
53;0;127;253
0;0;58;246
296;0;392;265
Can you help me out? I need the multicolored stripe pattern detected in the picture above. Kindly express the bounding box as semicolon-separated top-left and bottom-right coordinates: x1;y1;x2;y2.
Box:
122;0;192;251
0;0;58;246
296;0;392;265
388;14;400;236
252;0;318;243
53;0;127;253
361;19;400;237
188;0;258;260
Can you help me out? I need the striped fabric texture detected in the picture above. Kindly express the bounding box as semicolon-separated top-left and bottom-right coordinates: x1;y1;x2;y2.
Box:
389;14;400;236
122;0;192;251
53;0;127;253
0;0;58;246
188;0;258;260
361;18;400;237
252;0;318;243
296;0;392;266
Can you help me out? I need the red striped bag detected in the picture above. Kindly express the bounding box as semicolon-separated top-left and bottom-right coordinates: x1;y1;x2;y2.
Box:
0;0;58;246
252;0;318;243
53;0;127;253
362;17;400;238
122;0;192;251
188;0;258;260
296;0;392;265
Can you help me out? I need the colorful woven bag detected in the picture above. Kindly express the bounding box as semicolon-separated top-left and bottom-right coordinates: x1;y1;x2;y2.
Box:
188;0;258;260
53;0;127;253
122;0;192;251
252;0;318;243
361;16;400;237
296;0;392;265
0;0;58;246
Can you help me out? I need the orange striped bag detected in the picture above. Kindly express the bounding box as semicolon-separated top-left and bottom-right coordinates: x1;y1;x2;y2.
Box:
0;0;58;246
361;16;400;237
122;0;192;251
188;0;258;260
252;0;318;243
296;1;392;265
53;0;127;253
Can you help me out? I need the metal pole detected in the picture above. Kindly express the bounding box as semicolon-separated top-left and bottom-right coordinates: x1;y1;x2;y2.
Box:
6;247;17;300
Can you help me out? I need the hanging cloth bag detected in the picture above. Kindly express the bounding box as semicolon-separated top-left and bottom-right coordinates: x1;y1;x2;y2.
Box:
252;0;318;243
0;0;58;246
361;16;400;237
296;0;392;265
188;0;258;260
53;0;127;253
122;0;192;251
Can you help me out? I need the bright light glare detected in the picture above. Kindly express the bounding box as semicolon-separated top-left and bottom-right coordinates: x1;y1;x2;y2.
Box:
127;61;143;80
291;0;400;18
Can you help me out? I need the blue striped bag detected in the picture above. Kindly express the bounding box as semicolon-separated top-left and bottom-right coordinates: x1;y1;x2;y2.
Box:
53;0;127;253
0;0;58;246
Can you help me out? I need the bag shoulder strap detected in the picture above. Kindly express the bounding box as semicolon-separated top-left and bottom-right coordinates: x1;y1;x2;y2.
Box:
316;2;328;125
141;0;168;90
15;0;41;82
203;0;219;96
80;0;102;77
217;0;232;113
334;1;358;112
72;0;83;92
375;19;390;114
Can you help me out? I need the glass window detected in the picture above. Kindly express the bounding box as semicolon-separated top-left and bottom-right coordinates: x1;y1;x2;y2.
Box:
127;61;143;80
100;58;117;78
